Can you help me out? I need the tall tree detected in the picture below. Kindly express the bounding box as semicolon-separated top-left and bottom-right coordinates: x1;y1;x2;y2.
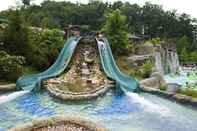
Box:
102;10;129;55
22;0;33;6
3;10;33;57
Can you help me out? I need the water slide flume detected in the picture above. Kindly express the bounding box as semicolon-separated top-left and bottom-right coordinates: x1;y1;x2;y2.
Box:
16;36;139;94
96;38;139;93
16;37;81;92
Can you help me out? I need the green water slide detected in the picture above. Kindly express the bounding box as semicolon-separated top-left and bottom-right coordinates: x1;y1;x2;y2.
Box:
16;37;81;92
96;38;139;93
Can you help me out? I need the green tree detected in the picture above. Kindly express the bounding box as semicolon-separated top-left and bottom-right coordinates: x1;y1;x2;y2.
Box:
177;35;191;54
180;47;189;62
121;3;142;33
102;10;129;55
22;0;33;6
0;50;25;81
3;10;33;58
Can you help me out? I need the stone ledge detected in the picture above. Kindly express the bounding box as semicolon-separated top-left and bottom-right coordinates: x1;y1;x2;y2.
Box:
141;86;197;107
9;115;107;131
0;84;16;91
46;84;114;101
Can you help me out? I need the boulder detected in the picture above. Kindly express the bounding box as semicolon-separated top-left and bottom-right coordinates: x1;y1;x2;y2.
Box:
140;77;160;89
151;72;166;86
140;72;166;89
126;54;153;66
135;44;154;55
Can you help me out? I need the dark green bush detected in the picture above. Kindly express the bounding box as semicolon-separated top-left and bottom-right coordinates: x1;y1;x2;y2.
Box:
0;51;25;81
102;10;129;55
159;85;167;91
28;28;64;70
141;60;153;78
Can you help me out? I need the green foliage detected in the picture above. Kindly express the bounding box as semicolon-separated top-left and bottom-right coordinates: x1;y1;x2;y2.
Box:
22;0;33;6
180;47;189;62
178;36;197;62
177;88;197;98
28;28;64;69
150;38;161;46
3;10;33;57
141;60;153;78
102;10;129;55
159;85;167;91
0;50;25;81
177;35;191;54
1;1;195;40
189;52;197;61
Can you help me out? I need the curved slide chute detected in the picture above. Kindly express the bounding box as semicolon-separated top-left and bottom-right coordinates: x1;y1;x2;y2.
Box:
16;37;81;92
96;38;139;93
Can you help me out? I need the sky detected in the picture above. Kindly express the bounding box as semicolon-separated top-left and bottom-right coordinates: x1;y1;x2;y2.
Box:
1;0;197;18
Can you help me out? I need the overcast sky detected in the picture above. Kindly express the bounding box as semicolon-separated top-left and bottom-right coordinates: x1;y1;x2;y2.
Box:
1;0;197;18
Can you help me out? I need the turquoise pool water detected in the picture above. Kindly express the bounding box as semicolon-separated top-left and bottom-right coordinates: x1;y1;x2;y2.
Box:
0;90;197;131
164;70;197;88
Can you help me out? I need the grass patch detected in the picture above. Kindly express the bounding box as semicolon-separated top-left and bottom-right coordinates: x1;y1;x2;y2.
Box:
177;88;197;98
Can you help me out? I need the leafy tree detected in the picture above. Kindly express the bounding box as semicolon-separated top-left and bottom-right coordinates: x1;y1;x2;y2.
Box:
102;10;129;55
1;0;195;41
177;35;191;54
142;2;165;38
180;47;189;62
121;3;142;33
0;50;25;81
28;28;64;70
150;37;161;46
22;0;33;6
111;1;123;10
3;10;33;58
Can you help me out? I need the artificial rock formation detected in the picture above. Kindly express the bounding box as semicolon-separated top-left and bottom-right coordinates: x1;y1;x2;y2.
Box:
154;44;180;74
43;40;113;100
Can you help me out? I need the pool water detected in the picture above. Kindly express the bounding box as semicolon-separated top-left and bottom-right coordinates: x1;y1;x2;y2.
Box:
164;71;197;88
0;90;197;131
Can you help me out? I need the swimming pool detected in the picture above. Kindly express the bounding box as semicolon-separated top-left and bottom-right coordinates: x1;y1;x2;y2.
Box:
0;90;197;131
164;68;197;88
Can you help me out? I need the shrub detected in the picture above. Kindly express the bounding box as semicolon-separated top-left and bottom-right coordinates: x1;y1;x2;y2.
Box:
3;10;33;57
150;37;161;46
141;60;153;78
159;85;167;91
177;88;197;98
28;28;64;70
0;51;25;81
102;10;129;55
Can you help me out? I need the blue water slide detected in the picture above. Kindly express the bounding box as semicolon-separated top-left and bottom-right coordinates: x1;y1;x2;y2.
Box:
96;37;139;93
16;37;81;92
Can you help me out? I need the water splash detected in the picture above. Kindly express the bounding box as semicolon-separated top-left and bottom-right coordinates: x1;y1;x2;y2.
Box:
0;91;29;105
126;92;172;116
